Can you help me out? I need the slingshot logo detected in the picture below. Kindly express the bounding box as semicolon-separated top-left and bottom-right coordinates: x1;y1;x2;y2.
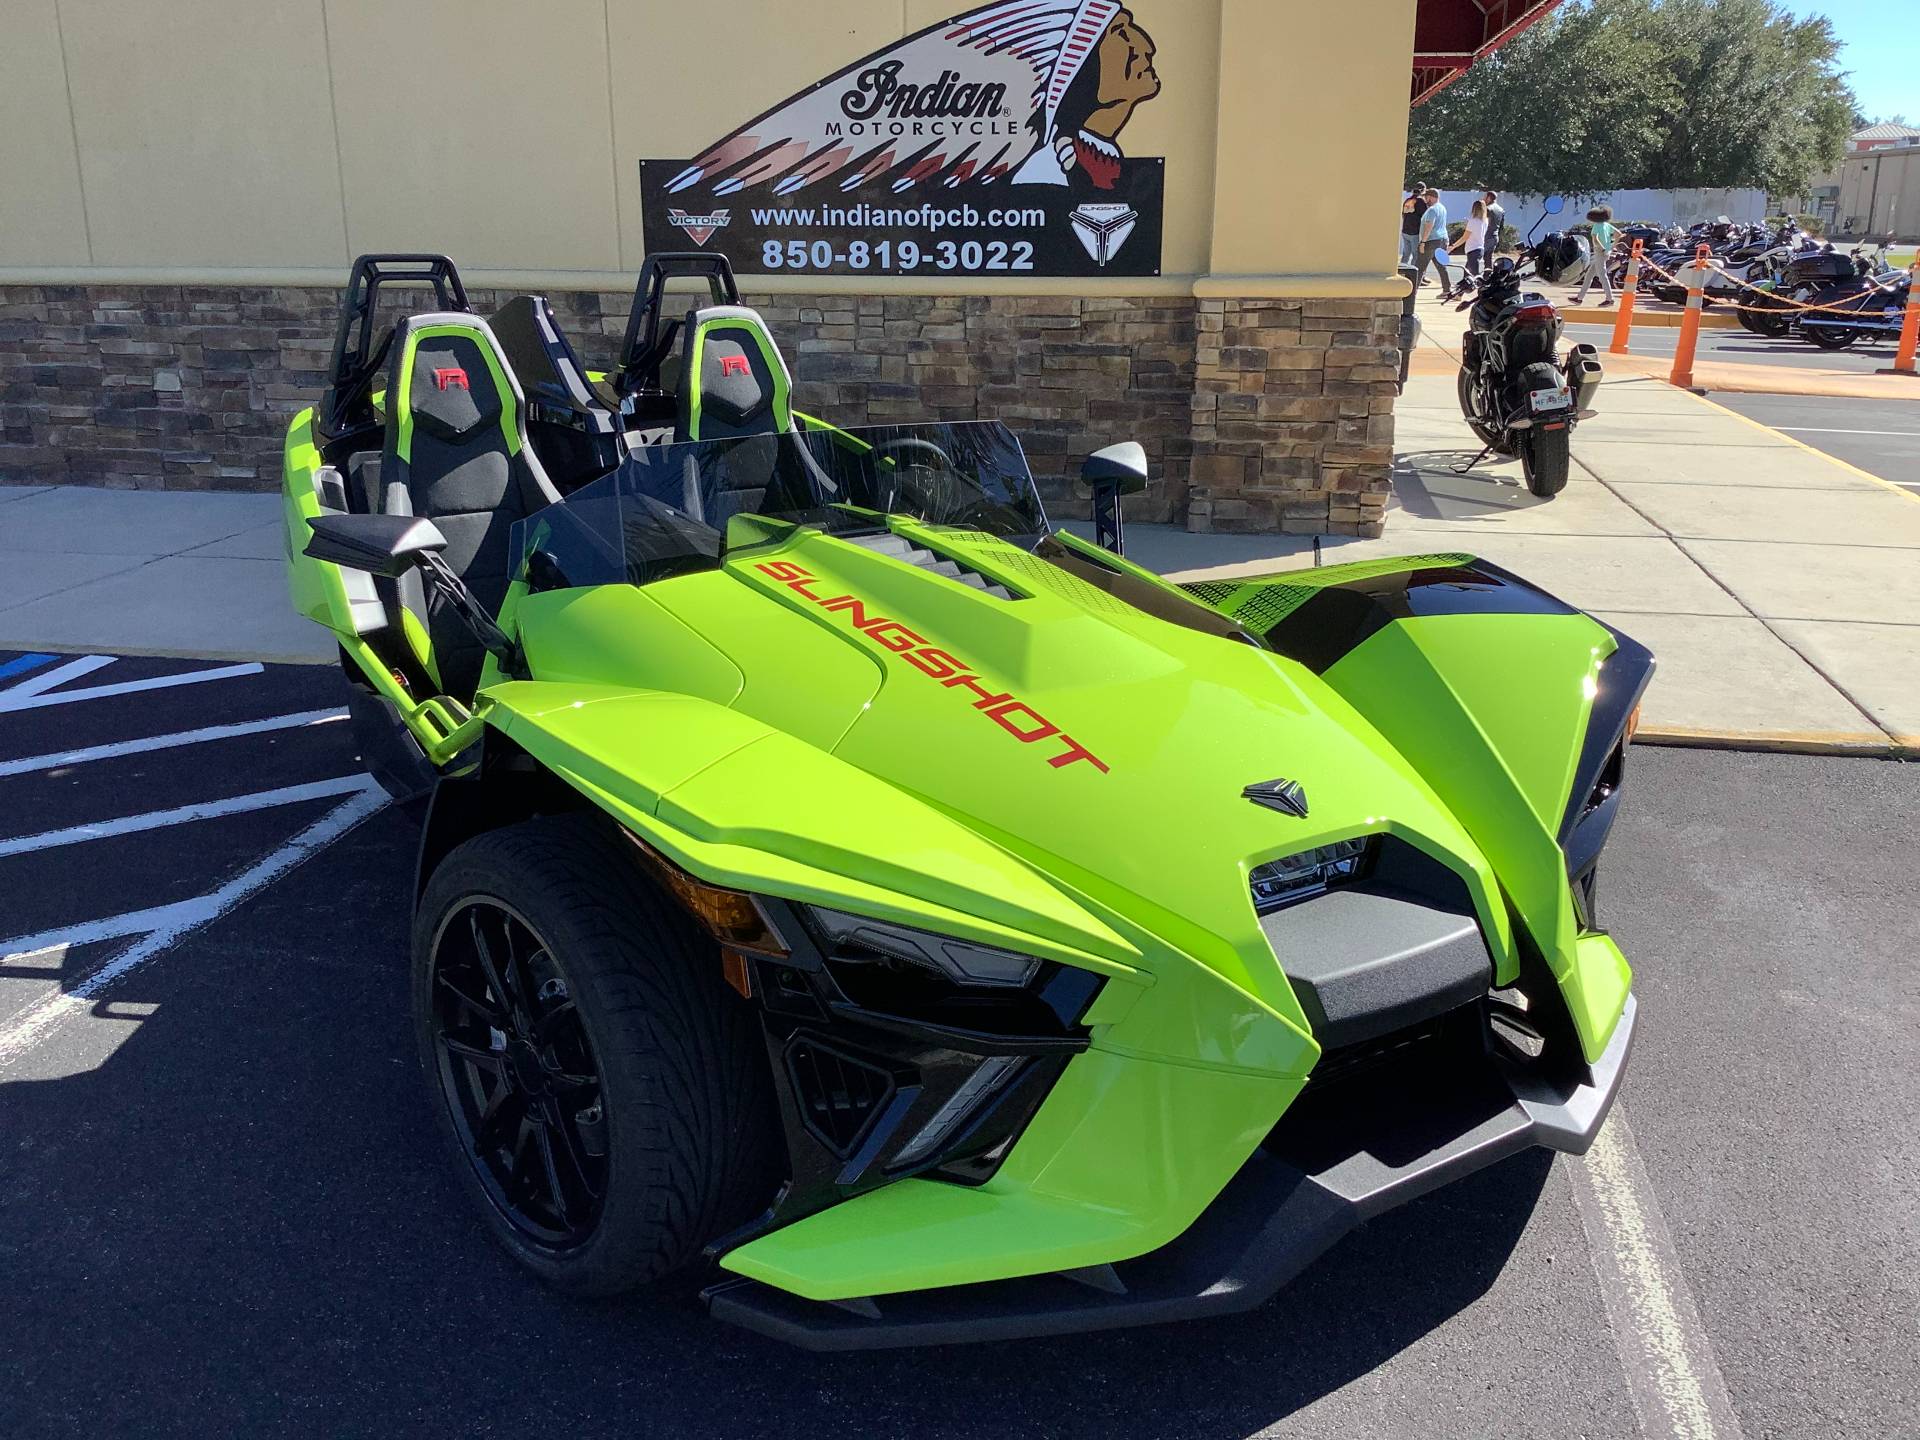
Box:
667;207;733;246
1070;203;1137;265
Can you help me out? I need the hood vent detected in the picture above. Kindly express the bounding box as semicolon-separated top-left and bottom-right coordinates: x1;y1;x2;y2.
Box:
850;531;1022;601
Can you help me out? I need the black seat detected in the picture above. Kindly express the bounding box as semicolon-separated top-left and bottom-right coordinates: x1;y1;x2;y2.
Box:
489;295;623;492
667;305;818;524
673;304;795;443
374;312;560;698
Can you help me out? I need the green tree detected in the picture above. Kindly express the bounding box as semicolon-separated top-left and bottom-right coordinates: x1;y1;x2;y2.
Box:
1406;0;1855;196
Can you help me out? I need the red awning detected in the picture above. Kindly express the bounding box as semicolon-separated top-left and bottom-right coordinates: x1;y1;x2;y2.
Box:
1411;0;1563;105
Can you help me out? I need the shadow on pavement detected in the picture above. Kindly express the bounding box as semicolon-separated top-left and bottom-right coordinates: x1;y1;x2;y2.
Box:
0;815;1552;1438
1391;450;1545;522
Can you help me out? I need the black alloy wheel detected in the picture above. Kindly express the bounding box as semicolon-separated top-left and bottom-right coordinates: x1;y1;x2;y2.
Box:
428;899;607;1249
413;815;781;1296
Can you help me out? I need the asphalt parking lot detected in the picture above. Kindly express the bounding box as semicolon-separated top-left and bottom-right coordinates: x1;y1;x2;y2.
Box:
1;651;1914;1439
1560;320;1907;376
1705;391;1920;491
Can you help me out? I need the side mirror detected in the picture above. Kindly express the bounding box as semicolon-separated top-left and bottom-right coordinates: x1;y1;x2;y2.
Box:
1082;442;1148;555
304;511;523;679
304;512;449;578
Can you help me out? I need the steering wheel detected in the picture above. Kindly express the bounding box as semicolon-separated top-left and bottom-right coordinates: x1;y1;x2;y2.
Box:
870;437;959;514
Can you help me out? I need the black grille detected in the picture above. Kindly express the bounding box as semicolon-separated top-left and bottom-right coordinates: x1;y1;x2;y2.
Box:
785;1037;895;1158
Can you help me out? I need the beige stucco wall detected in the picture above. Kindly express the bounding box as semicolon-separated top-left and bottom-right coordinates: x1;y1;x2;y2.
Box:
1835;148;1920;239
0;0;1415;295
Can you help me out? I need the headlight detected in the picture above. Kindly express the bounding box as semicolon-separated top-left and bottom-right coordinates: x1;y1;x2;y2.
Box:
1249;837;1374;913
806;907;1040;988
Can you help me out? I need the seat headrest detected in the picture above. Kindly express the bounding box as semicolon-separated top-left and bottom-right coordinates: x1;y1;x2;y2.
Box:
676;306;793;442
410;336;503;443
389;314;518;455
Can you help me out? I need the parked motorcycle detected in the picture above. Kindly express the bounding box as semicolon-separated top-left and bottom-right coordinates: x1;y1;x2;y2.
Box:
1737;241;1860;337
1452;258;1603;497
1798;264;1913;351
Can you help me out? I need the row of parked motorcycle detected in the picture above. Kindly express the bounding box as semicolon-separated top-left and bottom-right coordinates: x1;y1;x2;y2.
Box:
1526;215;1913;351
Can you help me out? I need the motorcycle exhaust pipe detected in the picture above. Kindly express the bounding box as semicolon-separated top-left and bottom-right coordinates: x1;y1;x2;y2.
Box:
1567;343;1603;418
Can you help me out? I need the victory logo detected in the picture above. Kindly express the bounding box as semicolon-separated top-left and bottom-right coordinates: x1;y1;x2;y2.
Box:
662;1;1160;198
667;208;732;246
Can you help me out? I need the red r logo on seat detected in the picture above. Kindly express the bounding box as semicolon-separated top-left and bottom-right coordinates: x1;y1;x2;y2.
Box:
432;367;469;391
719;354;750;377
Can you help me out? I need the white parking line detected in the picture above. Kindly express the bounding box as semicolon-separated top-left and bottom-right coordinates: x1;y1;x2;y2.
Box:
0;774;374;858
0;781;387;1070
0;661;263;715
0;707;347;778
0;899;213;959
0;654;115;698
1566;1105;1745;1439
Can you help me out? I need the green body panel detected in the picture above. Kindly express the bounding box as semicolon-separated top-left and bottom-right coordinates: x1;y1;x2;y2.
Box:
1316;614;1628;1059
725;1049;1294;1299
281;406;477;760
483;680;1143;979
280;408;356;635
285;385;1635;1300
475;528;1628;1301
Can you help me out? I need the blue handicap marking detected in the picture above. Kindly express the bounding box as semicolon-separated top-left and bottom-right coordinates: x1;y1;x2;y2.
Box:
0;652;59;684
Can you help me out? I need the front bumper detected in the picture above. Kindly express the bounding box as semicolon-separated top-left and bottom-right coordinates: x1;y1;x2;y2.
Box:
705;991;1635;1350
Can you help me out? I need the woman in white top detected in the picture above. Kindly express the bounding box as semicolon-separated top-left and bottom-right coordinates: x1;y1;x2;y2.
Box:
1462;199;1489;279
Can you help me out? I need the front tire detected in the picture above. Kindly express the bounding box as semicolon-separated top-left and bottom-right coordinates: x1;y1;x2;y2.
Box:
1457;364;1513;455
1802;322;1856;350
413;815;779;1296
1519;425;1571;498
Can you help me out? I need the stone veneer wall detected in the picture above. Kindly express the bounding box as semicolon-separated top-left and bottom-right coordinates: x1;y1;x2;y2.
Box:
0;284;1398;536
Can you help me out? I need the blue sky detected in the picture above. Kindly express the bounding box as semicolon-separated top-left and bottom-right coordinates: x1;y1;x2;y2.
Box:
1780;1;1916;122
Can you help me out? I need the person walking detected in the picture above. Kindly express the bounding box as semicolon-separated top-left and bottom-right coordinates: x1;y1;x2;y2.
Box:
1462;199;1488;279
1572;204;1618;306
1400;183;1427;267
1415;187;1452;298
1482;189;1506;260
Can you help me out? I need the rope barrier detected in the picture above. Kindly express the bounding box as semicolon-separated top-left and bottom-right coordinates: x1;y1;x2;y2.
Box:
1624;251;1909;318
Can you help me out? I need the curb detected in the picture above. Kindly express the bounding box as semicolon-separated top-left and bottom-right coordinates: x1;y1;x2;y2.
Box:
1637;727;1918;760
1559;306;1741;329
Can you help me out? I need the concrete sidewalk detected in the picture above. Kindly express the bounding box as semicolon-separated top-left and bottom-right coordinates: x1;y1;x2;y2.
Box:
1131;350;1920;753
5;357;1918;751
0;485;330;663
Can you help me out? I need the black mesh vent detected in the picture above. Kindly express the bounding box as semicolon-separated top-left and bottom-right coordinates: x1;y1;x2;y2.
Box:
784;1037;895;1158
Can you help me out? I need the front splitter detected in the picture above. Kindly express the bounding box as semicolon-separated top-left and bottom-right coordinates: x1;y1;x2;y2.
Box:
704;993;1637;1350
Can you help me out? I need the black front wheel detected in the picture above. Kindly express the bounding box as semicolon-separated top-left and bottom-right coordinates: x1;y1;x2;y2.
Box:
1519;425;1571;498
1456;364;1513;455
414;815;779;1295
1802;322;1857;351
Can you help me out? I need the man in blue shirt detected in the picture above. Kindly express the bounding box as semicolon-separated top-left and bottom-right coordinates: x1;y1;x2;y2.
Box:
1415;187;1453;298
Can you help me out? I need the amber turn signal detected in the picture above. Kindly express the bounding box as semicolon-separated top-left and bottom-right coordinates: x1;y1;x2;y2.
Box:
625;834;789;965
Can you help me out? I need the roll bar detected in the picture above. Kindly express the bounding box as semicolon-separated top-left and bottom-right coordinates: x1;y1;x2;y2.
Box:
319;254;470;442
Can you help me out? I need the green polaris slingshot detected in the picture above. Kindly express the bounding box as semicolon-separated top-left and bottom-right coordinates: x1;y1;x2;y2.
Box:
282;252;1651;1349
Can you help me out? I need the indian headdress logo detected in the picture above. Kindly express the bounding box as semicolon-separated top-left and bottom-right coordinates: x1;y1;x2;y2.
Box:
662;1;1160;198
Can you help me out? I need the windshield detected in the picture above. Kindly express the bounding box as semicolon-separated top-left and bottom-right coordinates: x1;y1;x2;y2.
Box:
512;420;1049;589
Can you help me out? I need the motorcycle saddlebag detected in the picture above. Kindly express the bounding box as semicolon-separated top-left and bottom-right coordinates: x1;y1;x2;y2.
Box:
1786;254;1855;288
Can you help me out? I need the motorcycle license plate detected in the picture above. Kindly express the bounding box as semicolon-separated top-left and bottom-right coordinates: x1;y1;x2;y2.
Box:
1529;385;1572;412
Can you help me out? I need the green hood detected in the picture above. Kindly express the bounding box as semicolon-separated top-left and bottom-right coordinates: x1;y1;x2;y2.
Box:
512;523;1513;1015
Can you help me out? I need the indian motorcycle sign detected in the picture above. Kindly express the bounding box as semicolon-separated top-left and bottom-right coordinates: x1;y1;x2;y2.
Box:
640;1;1165;278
